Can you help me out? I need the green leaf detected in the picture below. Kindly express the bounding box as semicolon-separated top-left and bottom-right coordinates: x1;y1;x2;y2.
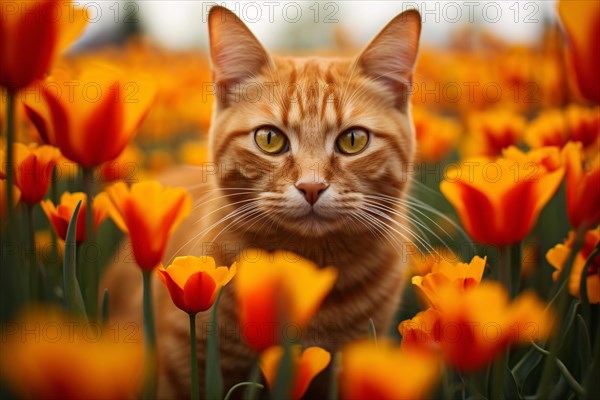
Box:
63;200;87;320
531;342;585;398
223;382;264;400
206;288;223;400
576;315;592;377
505;365;521;400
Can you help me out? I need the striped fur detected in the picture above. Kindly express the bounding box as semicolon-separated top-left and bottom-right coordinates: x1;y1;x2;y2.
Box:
103;6;421;399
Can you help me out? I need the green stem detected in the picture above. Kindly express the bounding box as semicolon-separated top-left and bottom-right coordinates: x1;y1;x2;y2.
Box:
189;313;199;400
82;167;97;318
272;338;294;400
509;242;522;298
579;243;599;327
26;204;36;300
4;90;15;229
499;247;511;296
327;352;340;400
206;289;223;400
142;270;157;400
368;318;378;348
245;361;262;400
536;227;586;399
490;352;507;400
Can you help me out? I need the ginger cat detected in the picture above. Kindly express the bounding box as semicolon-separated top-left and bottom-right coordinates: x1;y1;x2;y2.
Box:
104;6;422;398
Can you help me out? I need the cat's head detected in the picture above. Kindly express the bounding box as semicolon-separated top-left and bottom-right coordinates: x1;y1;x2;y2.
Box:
207;6;421;237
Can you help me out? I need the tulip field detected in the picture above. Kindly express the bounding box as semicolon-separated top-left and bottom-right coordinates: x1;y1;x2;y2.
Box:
1;1;599;399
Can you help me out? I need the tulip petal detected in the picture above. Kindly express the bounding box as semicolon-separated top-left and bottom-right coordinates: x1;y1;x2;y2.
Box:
182;272;218;313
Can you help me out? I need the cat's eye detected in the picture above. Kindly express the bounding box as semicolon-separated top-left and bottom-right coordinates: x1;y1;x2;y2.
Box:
336;128;369;154
254;126;288;154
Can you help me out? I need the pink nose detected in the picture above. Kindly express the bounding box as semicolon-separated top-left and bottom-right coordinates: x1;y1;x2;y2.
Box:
296;182;329;205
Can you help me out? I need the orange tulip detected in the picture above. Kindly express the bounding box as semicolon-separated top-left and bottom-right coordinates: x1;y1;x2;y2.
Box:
235;249;337;352
400;282;553;371
562;141;600;228
260;345;331;400
525;105;599;152
398;308;442;355
157;256;236;314
440;148;564;245
41;192;110;243
412;107;461;162
547;227;600;303
0;308;143;400
106;181;192;270
0;0;88;91
462;109;526;158
412;256;486;309
558;0;600;103
23;64;156;167
1;143;60;205
340;339;439;400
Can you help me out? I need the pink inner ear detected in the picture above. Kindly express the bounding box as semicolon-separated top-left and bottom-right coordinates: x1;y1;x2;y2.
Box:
208;6;273;90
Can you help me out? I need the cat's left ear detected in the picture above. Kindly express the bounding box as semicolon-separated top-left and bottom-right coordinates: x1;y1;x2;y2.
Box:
356;9;421;104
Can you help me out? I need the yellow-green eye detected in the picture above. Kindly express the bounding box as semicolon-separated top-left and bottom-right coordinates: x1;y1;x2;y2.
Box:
336;128;369;154
254;126;288;154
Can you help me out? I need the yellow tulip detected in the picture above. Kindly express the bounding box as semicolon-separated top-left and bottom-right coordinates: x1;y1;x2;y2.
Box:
340;339;439;400
547;227;600;303
157;256;236;314
236;249;337;352
260;345;330;400
106;181;192;270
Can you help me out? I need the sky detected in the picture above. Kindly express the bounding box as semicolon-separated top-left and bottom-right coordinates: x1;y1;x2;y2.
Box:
75;1;560;50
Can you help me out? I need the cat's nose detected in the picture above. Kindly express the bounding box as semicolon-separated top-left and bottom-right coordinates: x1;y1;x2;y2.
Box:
296;182;329;206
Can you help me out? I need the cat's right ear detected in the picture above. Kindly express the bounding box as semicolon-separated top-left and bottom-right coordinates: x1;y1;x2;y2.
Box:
208;6;272;105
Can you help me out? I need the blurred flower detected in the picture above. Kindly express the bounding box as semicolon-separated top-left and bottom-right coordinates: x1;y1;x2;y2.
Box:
0;179;20;219
412;107;461;162
462;109;526;158
0;0;88;91
23;64;156;167
146;149;175;174
406;247;461;278
35;229;64;260
565;105;600;151
440;150;564;245
558;0;600;103
340;339;439;400
412;256;486;309
562;141;600;228
99;145;144;183
106;181;192;270
157;256;236;314
178;140;209;166
525;109;569;149
235;249;337;352
41;192;110;243
1;143;60;205
502;145;563;172
398;308;442;355
547;227;600;303
401;282;553;371
260;345;331;400
525;105;599;152
0;308;143;400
